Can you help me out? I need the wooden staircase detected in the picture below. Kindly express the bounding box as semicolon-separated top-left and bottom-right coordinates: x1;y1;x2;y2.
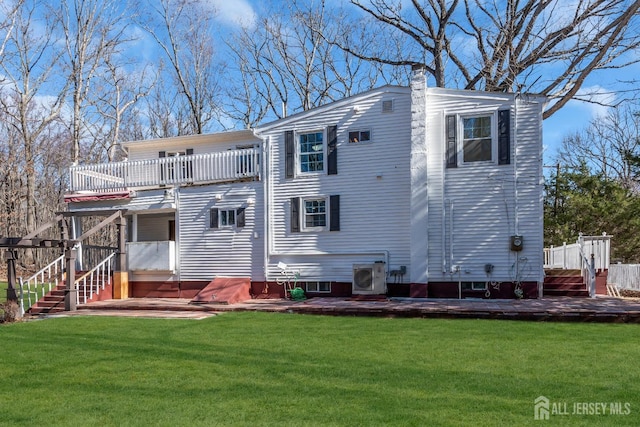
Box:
28;284;66;315
543;269;589;297
27;271;113;315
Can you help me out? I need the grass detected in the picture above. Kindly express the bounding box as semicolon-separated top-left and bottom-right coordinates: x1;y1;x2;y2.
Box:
1;313;639;426
0;281;7;303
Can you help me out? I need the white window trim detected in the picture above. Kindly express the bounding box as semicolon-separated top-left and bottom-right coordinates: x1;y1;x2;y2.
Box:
305;281;332;293
297;129;326;175
301;196;328;232
218;208;237;229
458;111;498;166
348;128;372;144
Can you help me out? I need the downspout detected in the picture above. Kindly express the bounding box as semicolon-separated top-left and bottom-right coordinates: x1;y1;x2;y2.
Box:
262;135;270;284
174;187;180;283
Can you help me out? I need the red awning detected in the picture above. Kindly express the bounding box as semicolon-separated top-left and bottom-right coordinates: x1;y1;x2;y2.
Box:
64;191;131;203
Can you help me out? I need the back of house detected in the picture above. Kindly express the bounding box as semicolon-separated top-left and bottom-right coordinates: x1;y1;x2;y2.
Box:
62;68;545;300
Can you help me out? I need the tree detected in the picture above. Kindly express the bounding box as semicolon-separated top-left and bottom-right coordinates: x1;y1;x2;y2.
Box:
224;0;408;126
345;0;640;118
57;0;132;163
140;0;223;135
558;103;640;191
0;0;69;264
545;164;640;262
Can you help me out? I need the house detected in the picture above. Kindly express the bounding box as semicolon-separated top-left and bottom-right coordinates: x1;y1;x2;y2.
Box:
63;67;546;301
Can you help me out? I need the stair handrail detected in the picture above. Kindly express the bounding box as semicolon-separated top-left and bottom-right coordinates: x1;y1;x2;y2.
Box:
577;237;596;298
75;252;116;305
18;254;66;315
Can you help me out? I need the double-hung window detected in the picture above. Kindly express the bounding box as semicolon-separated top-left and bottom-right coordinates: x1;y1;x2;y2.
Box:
299;131;324;173
303;199;326;229
290;195;339;233
462;115;493;163
446;110;510;168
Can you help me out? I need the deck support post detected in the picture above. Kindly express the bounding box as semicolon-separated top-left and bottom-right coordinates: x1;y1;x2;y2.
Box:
5;250;18;302
113;215;128;299
64;248;77;311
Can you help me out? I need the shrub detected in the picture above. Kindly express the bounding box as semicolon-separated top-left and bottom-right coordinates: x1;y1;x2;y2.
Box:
1;301;20;323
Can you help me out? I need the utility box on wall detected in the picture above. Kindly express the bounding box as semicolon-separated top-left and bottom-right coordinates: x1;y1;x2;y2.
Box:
510;235;524;252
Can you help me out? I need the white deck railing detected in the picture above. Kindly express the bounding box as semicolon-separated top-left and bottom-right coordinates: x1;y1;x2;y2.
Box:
69;148;260;192
544;234;611;270
18;254;66;315
76;252;116;305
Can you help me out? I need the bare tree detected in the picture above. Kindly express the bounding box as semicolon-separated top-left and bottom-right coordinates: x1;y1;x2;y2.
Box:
90;59;154;160
558;103;640;190
346;0;640;118
0;0;68;263
140;0;223;135
225;0;404;125
57;0;132;163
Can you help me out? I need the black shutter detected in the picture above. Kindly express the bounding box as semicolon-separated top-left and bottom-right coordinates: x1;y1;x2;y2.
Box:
498;109;511;165
329;195;340;231
236;207;246;228
445;115;457;168
291;197;300;232
210;208;219;229
159;151;166;181
285;130;294;178
327;125;338;175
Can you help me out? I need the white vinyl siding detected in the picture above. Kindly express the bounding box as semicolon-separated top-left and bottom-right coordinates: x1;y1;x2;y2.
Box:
178;183;264;281
425;88;544;284
258;88;412;282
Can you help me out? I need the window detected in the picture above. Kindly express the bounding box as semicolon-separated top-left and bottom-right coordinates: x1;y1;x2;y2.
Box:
210;207;245;229
304;199;326;229
305;281;331;293
382;99;394;113
299;131;324;173
159;149;193;181
462;115;493;163
290;195;339;233
348;130;371;144
235;145;258;175
220;209;235;227
446;111;510;168
461;282;487;291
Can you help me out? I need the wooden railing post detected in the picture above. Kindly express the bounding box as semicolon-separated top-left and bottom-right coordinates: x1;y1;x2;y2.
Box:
64;248;77;311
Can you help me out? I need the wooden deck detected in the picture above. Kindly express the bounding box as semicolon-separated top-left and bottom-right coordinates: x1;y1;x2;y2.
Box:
36;296;640;322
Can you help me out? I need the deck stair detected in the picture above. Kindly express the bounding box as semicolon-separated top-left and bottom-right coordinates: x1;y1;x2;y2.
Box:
190;277;251;305
27;284;67;315
543;269;589;297
27;268;113;315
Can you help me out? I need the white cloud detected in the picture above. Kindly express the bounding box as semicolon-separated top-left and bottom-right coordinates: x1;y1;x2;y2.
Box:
571;85;616;118
203;0;257;29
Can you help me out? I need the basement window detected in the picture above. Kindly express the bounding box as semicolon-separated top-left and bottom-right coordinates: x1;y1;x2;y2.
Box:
305;281;331;293
461;282;487;291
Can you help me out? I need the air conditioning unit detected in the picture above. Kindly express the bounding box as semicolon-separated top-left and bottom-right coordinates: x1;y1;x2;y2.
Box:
352;263;386;295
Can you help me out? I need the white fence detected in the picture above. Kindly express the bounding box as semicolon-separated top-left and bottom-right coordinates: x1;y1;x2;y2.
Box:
69;148;260;192
608;264;640;290
544;234;611;270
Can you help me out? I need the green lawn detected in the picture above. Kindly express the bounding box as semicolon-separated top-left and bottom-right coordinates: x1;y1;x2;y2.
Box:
0;281;7;303
1;313;639;426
